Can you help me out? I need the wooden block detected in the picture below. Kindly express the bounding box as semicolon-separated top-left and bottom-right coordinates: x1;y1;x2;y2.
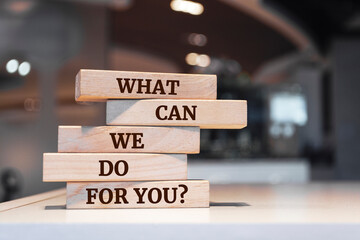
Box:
75;69;217;101
66;180;209;209
106;100;247;129
43;153;187;182
58;126;199;153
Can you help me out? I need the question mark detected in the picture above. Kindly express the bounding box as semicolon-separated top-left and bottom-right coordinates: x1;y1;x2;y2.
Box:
178;184;188;203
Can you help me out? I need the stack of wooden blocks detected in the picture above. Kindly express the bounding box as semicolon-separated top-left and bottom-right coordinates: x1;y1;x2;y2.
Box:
43;69;247;209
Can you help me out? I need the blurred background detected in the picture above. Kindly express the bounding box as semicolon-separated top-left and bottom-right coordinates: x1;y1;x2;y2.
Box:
1;0;360;202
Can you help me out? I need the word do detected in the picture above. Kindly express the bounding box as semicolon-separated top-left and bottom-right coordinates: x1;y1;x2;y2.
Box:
98;160;129;177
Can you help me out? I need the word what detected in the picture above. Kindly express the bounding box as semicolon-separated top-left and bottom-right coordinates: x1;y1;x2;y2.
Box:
117;78;180;95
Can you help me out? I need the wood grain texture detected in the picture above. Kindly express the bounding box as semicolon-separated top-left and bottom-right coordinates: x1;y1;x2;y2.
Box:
66;180;209;209
0;188;66;212
58;126;200;153
106;100;247;129
43;153;187;182
75;69;217;101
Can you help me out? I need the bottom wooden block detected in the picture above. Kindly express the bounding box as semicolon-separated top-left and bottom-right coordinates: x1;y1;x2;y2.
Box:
66;180;209;209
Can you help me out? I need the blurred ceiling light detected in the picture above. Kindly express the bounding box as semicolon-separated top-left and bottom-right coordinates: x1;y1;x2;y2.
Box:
185;53;211;67
4;0;36;14
24;98;41;112
188;33;207;46
18;61;31;76
197;54;211;67
283;124;295;138
170;0;204;16
6;59;19;74
109;0;133;11
185;52;198;65
270;124;281;138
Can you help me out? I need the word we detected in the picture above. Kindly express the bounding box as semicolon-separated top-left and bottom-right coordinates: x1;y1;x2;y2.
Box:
109;133;144;149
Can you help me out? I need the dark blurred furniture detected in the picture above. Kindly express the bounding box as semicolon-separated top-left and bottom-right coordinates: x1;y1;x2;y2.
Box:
264;0;360;179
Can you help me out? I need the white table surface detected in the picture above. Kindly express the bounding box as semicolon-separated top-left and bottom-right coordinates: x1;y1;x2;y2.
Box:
1;183;360;239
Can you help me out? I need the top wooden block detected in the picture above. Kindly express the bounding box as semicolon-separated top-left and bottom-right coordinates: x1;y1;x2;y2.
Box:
75;69;217;101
